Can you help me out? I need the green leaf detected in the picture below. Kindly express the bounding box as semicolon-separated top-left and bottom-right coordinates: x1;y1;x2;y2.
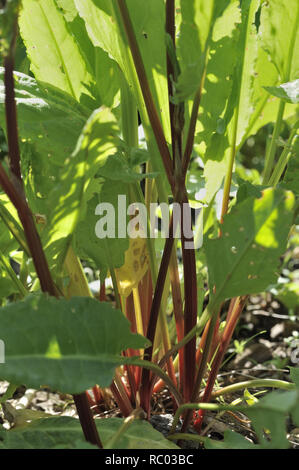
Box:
203;0;260;200
99;417;179;449
194;2;241;153
0;294;149;394
239;48;297;144
176;0;231;103
74;184;130;274
0;0;21;56
206;386;299;449
75;0;171;196
41;106;120;273
205;188;295;302
94;47;120;108
205;429;256;449
0;195;19;254
245;390;298;449
0;68;89;171
19;0;95;106
236;180;265;204
56;0;78;22
289;367;299;389
282;136;299;196
0;270;20;300
260;0;299;82
76;0;169;135
264;80;299;104
56;0;120;107
276;281;299;310
0;416;179;449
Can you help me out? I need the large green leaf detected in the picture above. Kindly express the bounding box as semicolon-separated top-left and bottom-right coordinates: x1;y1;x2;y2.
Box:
205;188;295;302
0;416;179;449
19;0;96;106
0;294;149;394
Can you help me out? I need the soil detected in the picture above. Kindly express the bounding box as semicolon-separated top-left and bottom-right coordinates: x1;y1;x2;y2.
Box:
0;293;298;449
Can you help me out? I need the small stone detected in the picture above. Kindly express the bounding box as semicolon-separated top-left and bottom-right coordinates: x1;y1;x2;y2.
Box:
270;322;285;339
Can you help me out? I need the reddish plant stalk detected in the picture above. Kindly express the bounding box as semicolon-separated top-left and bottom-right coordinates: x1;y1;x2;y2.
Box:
138;271;152;334
110;380;133;417
122;350;137;405
86;390;97;408
125;292;140;386
4;57;22;182
194;296;248;432
226;297;238;323
180;303;220;434
73;394;102;448
92;386;103;414
166;0;198;402
180;195;198;403
116;0;175;192
169;250;184;389
99;279;106;301
140;215;175;414
196;315;221;367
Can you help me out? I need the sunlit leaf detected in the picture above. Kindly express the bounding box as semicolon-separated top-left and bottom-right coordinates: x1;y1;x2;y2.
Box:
0;294;149;394
19;0;96;107
205;188;295;301
260;0;299;82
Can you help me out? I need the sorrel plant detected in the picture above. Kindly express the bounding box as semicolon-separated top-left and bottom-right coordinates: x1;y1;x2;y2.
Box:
0;0;298;449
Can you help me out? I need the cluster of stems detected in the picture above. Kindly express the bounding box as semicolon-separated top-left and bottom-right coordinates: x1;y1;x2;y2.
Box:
0;0;295;449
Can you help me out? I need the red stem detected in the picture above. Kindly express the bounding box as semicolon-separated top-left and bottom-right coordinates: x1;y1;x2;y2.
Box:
73;394;102;448
4;56;22;182
181;197;197;403
140;215;175;414
99;279;106;301
110;380;133;417
194;296;247;432
169;251;184;390
116;0;175;192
